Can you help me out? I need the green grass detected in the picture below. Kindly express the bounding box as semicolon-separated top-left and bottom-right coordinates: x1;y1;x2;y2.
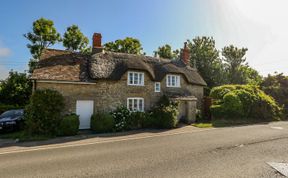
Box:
191;123;213;128
0;131;53;142
192;118;274;128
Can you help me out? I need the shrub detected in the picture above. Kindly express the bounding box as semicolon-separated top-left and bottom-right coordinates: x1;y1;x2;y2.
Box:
111;106;132;131
150;95;179;129
210;85;283;121
91;112;115;133
25;89;65;136
130;111;152;129
58;114;79;136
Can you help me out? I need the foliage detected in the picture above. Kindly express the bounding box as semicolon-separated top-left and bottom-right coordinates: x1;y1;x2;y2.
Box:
24;89;65;136
63;25;89;52
187;37;227;88
24;18;61;59
150;95;179;129
104;37;143;55
221;45;261;85
111;106;132;131
0;71;32;107
28;58;38;74
261;73;288;116
90;112;115;133
58;114;79;136
0;104;21;114
210;85;283;121
154;44;179;59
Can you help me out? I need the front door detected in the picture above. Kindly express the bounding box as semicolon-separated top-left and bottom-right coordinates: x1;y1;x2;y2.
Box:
76;100;94;129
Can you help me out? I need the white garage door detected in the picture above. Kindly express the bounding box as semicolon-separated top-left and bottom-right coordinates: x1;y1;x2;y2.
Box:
76;100;94;129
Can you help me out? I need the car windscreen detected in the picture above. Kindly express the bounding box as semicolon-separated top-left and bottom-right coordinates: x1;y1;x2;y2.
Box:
0;110;23;118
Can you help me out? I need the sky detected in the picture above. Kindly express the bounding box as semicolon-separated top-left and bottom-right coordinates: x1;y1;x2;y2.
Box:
0;0;287;79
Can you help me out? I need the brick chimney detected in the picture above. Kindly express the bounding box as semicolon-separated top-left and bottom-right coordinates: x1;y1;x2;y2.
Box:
181;42;190;65
92;33;103;53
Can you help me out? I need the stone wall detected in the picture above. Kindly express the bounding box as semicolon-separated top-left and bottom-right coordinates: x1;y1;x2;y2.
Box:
36;71;204;113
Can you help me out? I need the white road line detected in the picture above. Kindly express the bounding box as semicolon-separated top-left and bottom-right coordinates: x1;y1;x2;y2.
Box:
267;162;288;177
0;128;215;156
271;126;284;130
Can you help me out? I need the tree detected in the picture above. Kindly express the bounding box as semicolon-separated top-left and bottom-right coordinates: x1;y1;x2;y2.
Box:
104;37;143;55
222;45;248;84
0;71;32;106
154;44;179;59
63;25;89;52
187;36;227;88
24;18;61;59
261;73;288;116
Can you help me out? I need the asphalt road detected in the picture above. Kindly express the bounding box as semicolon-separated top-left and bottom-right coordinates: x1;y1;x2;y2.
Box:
1;122;288;178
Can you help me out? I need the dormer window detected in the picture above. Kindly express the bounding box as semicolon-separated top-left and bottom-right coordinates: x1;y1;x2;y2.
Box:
128;72;144;86
166;75;180;87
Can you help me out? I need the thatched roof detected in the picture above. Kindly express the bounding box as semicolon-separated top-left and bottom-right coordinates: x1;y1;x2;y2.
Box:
32;49;206;86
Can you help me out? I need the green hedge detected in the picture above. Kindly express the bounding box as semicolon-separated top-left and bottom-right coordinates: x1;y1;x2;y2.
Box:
91;112;115;133
24;89;65;136
210;85;283;121
58;114;79;136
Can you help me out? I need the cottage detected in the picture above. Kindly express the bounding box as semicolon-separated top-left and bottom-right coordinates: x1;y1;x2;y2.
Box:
31;33;206;129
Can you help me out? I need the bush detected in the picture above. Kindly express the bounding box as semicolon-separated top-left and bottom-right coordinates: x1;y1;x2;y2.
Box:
130;111;152;129
91;112;115;133
111;106;132;131
210;85;283;121
25;89;65;136
150;95;179;129
58;114;79;136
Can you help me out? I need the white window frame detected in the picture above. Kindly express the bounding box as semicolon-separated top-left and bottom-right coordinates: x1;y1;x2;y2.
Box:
166;74;181;87
127;72;144;86
155;82;161;92
127;97;144;112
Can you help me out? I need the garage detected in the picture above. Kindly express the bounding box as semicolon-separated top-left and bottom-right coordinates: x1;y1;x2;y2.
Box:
76;100;94;129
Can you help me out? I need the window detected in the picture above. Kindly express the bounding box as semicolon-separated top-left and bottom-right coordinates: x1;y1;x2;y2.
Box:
127;98;144;111
128;72;144;86
155;82;161;92
166;75;180;87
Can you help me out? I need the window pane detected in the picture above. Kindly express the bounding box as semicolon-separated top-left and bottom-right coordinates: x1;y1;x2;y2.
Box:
134;99;138;111
168;76;171;86
172;76;175;86
128;99;133;110
134;73;138;84
139;73;143;85
129;73;133;84
139;99;143;111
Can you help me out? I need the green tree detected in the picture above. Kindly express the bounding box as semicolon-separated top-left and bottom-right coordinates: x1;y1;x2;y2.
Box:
187;36;227;88
261;73;288;116
63;25;89;52
154;44;179;59
222;45;248;84
24;18;61;59
104;37;143;55
0;71;32;106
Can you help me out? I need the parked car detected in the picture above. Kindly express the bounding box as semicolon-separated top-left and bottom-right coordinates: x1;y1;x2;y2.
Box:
0;109;24;131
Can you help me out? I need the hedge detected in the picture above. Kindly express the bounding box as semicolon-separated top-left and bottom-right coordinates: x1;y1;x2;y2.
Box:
210;85;283;121
58;114;79;136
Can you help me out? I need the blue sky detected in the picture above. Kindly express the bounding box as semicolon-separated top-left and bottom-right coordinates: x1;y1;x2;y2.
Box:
0;0;288;79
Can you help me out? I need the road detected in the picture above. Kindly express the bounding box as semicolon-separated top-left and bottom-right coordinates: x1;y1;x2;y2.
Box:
0;122;288;178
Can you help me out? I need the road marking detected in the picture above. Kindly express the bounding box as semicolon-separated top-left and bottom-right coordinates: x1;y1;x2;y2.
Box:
0;128;215;156
267;162;288;177
271;126;284;130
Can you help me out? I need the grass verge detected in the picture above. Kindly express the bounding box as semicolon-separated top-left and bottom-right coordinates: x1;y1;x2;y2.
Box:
0;131;53;142
191;123;213;128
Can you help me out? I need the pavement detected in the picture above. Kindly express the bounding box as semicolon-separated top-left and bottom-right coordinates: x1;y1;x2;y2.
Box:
0;121;288;177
